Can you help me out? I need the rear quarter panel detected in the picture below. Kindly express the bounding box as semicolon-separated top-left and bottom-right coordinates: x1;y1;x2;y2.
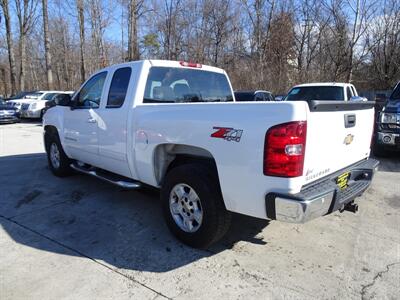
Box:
133;102;308;219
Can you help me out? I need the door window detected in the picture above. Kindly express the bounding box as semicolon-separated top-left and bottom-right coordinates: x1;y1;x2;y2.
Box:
75;72;107;108
107;67;132;108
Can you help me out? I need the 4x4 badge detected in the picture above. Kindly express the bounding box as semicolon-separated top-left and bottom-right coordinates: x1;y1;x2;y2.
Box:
211;127;243;142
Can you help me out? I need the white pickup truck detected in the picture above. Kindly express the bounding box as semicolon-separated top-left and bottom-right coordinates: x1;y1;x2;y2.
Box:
285;82;367;102
43;60;379;248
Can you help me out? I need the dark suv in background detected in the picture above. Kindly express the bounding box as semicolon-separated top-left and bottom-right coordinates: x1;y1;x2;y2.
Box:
373;81;400;156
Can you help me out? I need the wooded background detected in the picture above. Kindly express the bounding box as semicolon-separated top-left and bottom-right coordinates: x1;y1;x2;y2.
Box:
0;0;399;96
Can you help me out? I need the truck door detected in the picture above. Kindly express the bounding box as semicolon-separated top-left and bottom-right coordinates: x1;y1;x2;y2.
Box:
63;72;107;166
95;66;138;178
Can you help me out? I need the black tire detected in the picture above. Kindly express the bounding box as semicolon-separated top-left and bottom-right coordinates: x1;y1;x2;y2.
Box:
45;131;73;177
161;163;231;248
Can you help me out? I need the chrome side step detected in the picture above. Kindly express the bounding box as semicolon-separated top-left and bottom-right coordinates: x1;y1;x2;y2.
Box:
70;163;141;189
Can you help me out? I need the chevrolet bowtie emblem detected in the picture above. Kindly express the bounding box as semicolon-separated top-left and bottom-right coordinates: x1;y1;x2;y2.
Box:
344;134;354;145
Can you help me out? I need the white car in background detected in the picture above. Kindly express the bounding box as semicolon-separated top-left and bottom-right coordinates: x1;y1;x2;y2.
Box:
8;91;43;113
20;91;74;119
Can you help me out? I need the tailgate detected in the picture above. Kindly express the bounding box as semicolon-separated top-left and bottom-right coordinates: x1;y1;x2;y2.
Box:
303;101;375;185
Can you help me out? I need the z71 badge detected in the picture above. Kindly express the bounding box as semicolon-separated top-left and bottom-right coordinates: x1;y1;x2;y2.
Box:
211;127;243;142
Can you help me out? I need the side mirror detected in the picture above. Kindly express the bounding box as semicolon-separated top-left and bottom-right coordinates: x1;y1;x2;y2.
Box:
350;96;367;102
54;94;72;106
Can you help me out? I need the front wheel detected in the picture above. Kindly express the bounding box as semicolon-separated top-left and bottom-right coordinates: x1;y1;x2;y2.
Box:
45;132;73;177
161;163;231;248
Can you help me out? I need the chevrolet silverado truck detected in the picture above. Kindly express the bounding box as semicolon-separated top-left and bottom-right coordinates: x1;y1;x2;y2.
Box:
373;81;400;155
43;60;379;248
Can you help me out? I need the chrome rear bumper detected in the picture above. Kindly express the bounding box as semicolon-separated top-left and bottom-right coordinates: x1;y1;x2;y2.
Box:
265;158;379;223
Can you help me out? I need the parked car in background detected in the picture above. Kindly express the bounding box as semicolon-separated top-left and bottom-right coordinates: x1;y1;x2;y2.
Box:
4;91;37;101
373;81;400;156
8;91;42;113
0;99;19;124
285;83;366;102
20;91;73;119
43;60;378;248
234;90;274;101
274;94;286;101
374;93;388;114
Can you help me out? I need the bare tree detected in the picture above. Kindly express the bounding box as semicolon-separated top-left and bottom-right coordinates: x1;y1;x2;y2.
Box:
345;0;377;81
367;0;400;88
77;0;86;81
15;0;38;91
0;0;18;94
87;0;110;68
42;0;53;89
127;0;144;61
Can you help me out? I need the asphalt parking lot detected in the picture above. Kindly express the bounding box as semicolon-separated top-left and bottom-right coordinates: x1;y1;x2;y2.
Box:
0;122;399;300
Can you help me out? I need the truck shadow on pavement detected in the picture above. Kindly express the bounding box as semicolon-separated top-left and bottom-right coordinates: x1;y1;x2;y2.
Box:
0;153;268;273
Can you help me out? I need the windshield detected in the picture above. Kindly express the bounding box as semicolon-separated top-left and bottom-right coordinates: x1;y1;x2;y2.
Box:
234;92;255;101
144;67;233;103
286;86;345;101
42;93;57;100
25;92;44;99
390;83;400;100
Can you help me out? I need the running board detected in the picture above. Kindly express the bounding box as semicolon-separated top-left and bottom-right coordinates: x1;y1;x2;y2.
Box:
70;163;141;189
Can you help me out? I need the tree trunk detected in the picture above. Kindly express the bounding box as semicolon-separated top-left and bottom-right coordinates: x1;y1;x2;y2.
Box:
128;0;139;61
19;34;26;91
77;0;86;82
0;0;17;94
42;0;53;89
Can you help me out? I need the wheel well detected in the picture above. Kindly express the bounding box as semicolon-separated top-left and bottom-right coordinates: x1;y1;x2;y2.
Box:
44;125;59;148
154;144;219;186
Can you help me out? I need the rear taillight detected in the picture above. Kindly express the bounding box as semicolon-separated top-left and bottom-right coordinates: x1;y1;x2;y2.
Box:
264;121;307;177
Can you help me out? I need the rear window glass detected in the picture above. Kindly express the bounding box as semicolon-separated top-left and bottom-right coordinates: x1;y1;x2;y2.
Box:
286;86;345;101
143;67;233;103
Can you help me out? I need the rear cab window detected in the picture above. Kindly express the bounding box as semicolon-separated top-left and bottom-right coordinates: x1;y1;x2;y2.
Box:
286;86;345;101
143;67;233;103
107;67;132;108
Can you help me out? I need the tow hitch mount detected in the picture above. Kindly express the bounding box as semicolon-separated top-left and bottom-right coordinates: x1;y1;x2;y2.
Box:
340;201;359;213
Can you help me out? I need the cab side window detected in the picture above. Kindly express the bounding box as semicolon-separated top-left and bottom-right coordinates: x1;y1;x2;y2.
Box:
107;67;132;108
75;72;107;109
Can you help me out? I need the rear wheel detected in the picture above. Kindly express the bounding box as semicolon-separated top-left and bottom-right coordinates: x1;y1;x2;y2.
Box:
45;131;73;177
161;163;231;248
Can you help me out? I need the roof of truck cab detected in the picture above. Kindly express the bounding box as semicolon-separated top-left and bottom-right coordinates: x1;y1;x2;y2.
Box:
293;82;352;88
96;60;226;75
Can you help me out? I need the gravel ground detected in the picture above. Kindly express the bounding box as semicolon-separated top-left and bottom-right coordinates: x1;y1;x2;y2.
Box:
0;122;399;300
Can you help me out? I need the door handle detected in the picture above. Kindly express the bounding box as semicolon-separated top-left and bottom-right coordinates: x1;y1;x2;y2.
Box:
344;114;356;128
87;118;97;123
